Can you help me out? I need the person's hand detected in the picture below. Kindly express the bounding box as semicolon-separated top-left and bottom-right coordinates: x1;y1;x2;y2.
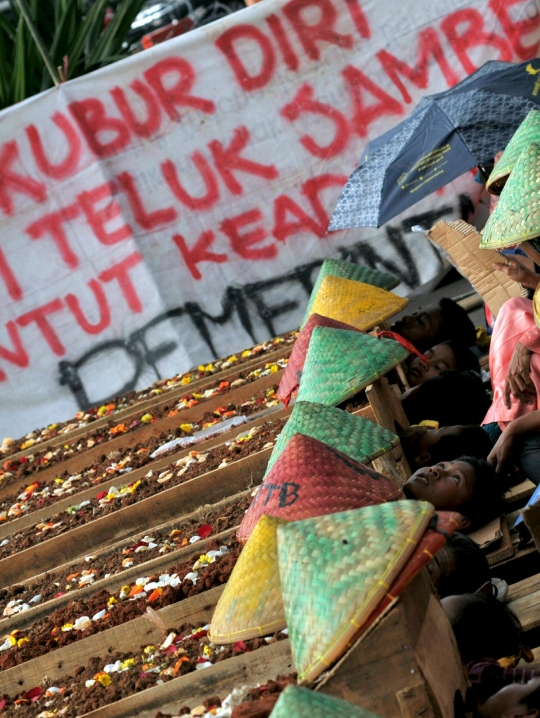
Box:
488;429;518;474
504;342;536;408
492;257;540;289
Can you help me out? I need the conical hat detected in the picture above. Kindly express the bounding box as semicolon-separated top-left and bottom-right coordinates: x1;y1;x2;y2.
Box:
309;276;407;330
277;500;434;682
270;685;381;718
237;434;402;542
302;259;399;325
277;314;363;406
264;401;399;478
359;511;466;637
481;143;540;249
296;328;409;406
487;110;540;194
209;515;287;644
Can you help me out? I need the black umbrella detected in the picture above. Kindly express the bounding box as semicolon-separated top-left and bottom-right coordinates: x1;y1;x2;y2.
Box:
328;59;540;230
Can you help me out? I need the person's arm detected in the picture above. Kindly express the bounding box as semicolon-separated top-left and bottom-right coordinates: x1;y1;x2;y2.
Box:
488;411;540;473
492;256;540;289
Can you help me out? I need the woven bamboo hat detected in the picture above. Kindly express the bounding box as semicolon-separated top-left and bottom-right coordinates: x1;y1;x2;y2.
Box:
360;511;466;637
237;434;402;542
270;685;381;718
277;500;434;683
302;259;399;326
481;143;540;249
534;284;540;329
277;314;363;406
487;110;540;195
296;327;409;406
209;515;288;644
264;401;399;478
309;276;407;331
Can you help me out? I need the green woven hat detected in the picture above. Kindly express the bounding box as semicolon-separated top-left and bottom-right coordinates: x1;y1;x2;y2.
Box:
277;500;434;683
302;259;399;326
264;401;399;477
481;143;540;249
296;327;409;406
270;685;381;718
487;110;540;195
209;515;288;644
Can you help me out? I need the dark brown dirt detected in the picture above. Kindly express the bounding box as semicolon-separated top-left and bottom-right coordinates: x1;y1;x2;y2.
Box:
0;539;243;670
0;384;284;496
0;492;252;618
0;418;284;561
1;625;291;716
1;332;296;458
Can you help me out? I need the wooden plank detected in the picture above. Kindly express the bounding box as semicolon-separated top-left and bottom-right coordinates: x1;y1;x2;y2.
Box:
365;378;410;487
0;585;226;695
0;526;237;635
485;516;514;566
0;447;272;589
510;587;540;632
507;572;540;602
521;503;540;554
6;345;293;462
318;570;467;718
77;639;292;718
504;479;535;505
0;371;283;497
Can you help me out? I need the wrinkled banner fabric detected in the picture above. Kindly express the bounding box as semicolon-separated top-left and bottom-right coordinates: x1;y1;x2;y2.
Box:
0;0;538;436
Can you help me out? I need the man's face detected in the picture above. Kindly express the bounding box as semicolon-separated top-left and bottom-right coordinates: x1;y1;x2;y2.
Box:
392;306;444;352
401;424;463;467
479;677;540;718
403;460;476;512
407;343;457;386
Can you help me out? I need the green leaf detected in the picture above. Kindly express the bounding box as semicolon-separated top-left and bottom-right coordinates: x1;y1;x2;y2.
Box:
12;14;27;104
65;0;109;76
87;0;146;68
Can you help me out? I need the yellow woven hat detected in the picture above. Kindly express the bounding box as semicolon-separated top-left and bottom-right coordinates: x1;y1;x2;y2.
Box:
209;515;288;644
301;258;399;326
487;110;540;195
481;143;540;249
277;500;434;683
270;685;381;718
534;284;540;329
309;276;407;330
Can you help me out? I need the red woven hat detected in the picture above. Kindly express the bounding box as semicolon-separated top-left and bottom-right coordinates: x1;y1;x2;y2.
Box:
237;433;402;542
276;314;362;407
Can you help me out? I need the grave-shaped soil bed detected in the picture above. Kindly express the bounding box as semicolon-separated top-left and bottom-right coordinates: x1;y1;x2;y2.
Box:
0;380;283;503
0;628;291;717
0;419;283;559
153;674;297;718
0;360;286;489
0;492;253;619
0;536;243;670
1;332;296;459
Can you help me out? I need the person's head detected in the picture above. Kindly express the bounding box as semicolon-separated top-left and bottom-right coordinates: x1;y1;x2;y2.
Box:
441;592;521;664
403;456;501;529
479;677;540;718
401;371;491;427
401;424;493;468
428;533;490;598
391;298;477;353
407;341;481;387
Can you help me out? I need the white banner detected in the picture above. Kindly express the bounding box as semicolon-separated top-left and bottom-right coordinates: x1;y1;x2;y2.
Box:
0;0;539;437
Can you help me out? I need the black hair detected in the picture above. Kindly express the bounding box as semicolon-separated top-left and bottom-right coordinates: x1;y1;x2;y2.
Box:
457;455;502;530
429;425;493;464
441;340;481;374
436;533;490;598
401;371;491;427
448;593;521;663
438;298;477;347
